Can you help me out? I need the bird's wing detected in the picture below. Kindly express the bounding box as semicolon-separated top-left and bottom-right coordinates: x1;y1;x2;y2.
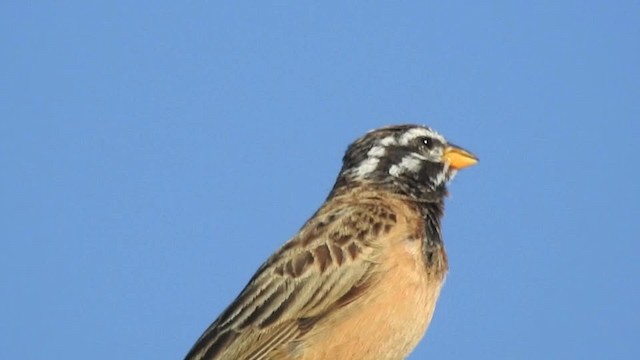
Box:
185;201;399;360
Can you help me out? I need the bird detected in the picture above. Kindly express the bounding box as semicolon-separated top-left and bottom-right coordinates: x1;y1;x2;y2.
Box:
184;124;477;360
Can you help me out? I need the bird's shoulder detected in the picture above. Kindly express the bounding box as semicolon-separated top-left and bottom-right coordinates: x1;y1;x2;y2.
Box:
281;187;423;269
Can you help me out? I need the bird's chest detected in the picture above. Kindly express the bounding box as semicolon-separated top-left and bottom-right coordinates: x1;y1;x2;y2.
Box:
301;236;446;360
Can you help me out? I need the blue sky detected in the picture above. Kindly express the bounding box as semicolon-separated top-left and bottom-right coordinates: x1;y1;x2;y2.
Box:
2;2;639;359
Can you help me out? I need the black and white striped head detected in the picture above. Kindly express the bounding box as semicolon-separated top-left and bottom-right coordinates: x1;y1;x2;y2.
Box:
334;124;477;201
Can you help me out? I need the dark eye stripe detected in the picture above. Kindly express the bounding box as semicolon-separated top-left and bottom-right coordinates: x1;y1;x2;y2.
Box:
422;137;435;149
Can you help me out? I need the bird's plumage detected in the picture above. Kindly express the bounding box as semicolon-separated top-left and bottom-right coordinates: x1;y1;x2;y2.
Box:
185;124;477;360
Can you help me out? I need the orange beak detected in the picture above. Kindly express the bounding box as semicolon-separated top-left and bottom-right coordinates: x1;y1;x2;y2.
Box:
443;144;478;170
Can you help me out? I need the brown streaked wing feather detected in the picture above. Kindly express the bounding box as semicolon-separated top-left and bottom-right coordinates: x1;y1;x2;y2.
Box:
185;202;397;360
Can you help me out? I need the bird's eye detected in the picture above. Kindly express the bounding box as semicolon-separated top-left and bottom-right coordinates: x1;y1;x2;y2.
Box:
422;137;435;150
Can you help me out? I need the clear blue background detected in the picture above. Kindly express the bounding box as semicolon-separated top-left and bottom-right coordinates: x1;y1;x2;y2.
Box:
2;2;639;359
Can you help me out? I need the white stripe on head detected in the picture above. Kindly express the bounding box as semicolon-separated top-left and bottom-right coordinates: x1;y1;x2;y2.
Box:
354;157;380;178
379;136;397;146
367;146;386;157
388;154;423;177
351;145;387;179
399;127;445;146
433;161;454;186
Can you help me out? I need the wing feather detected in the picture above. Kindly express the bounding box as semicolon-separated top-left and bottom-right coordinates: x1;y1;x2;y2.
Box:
185;202;397;360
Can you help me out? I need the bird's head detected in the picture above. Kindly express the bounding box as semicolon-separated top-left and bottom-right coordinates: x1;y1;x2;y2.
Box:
333;124;478;202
